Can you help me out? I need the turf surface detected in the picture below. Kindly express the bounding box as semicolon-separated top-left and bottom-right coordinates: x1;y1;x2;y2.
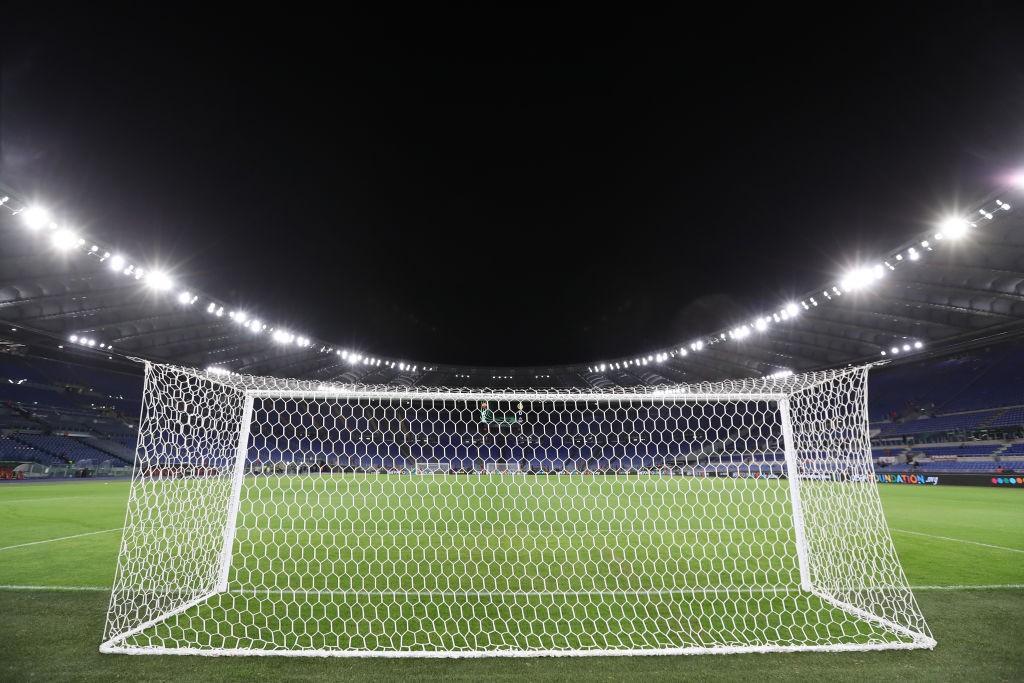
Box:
0;479;1021;680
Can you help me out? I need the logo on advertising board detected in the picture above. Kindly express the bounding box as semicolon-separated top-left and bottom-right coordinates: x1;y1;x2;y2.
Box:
876;473;939;485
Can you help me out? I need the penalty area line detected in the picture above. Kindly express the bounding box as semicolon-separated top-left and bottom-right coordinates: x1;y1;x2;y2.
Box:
911;583;1024;591
890;528;1024;554
0;527;122;552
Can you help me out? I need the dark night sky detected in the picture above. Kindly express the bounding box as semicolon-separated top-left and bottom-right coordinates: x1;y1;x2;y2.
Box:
3;5;1024;366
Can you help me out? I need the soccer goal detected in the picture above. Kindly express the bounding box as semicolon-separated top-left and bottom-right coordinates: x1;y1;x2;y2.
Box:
100;362;934;657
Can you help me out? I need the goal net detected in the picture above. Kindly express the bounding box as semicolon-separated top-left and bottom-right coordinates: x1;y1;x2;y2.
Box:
101;362;934;657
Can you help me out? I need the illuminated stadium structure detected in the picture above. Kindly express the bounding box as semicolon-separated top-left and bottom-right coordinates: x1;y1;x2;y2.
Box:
1;182;1023;389
1;180;1023;658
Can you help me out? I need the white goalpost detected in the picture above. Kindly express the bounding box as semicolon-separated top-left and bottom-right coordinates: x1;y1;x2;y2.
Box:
100;362;934;657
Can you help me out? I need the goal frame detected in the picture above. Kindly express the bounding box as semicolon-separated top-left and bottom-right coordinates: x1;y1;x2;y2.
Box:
100;364;936;657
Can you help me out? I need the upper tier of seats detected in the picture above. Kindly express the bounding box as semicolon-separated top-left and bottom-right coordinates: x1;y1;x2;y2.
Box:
868;340;1024;421
0;355;141;415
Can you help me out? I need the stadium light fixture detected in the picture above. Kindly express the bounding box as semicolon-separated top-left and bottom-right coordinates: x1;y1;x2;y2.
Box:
937;216;970;240
177;291;192;304
109;254;126;272
914;340;923;349
145;270;173;291
839;266;883;293
21;206;50;230
755;318;768;332
51;228;79;251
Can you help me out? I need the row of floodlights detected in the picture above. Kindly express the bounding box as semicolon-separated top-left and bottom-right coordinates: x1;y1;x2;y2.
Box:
880;340;924;356
17;205;323;352
586;201;1012;374
328;349;429;372
68;334;113;351
8;183;1017;376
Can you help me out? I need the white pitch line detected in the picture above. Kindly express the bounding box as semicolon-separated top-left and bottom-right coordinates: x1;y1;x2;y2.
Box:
890;528;1024;554
0;584;109;592
0;527;122;552
0;583;1021;594
911;583;1024;591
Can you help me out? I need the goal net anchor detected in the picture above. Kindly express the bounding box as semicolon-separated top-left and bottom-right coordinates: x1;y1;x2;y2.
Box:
100;362;935;657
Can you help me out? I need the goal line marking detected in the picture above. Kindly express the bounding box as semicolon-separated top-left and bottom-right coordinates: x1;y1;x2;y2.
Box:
0;528;122;553
0;584;110;592
0;583;1021;593
890;528;1024;554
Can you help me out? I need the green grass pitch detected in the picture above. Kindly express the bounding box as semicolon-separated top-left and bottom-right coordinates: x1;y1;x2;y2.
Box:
0;478;1021;680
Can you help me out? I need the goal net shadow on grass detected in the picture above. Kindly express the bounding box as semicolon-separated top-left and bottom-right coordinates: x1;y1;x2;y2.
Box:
100;363;934;657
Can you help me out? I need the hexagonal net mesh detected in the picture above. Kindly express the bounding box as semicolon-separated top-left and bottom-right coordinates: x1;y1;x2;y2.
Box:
100;362;933;657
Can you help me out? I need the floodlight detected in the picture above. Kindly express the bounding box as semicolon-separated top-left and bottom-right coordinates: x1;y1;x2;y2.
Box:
938;217;969;240
51;228;79;251
109;255;126;272
21;206;50;230
914;341;923;349
69;335;78;343
840;266;882;293
785;303;799;317
145;270;173;291
902;344;911;351
891;347;899;354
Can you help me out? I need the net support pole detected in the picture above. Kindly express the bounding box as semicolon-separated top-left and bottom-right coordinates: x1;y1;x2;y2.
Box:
778;396;812;592
216;392;254;593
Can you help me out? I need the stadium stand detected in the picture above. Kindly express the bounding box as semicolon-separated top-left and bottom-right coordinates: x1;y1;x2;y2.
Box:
2;337;1024;479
